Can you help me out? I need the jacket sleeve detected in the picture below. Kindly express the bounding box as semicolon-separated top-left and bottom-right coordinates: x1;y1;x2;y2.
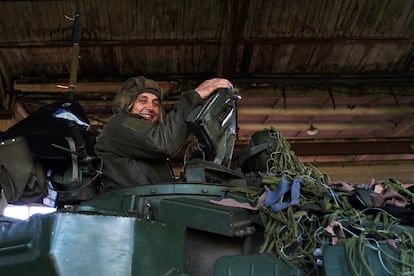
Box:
96;90;203;159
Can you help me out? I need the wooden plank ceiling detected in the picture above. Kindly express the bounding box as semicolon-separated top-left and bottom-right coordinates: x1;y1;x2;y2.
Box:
0;0;413;182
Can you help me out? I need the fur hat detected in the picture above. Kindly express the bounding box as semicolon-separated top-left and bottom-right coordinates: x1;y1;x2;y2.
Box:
112;76;163;115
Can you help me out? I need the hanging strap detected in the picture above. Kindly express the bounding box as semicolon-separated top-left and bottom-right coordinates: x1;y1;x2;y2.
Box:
65;137;79;181
238;143;269;166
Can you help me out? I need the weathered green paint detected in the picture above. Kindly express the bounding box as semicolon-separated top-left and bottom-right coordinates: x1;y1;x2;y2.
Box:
0;212;186;276
214;253;301;276
159;197;254;237
73;183;228;219
323;244;400;276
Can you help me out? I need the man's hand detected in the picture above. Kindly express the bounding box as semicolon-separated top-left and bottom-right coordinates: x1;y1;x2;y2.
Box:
194;78;233;99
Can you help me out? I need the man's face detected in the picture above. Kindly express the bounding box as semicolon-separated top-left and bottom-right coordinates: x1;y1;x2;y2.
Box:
130;92;160;123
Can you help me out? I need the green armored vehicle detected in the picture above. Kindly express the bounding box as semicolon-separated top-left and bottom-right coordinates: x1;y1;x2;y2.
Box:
0;88;413;275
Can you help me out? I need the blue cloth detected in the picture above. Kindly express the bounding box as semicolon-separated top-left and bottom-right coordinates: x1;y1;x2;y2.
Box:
265;177;303;212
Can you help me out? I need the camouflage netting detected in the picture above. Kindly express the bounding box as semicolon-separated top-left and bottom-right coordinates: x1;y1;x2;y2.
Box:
232;128;414;275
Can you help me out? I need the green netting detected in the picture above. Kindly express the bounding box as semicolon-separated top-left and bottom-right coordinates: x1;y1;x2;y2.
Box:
231;128;414;275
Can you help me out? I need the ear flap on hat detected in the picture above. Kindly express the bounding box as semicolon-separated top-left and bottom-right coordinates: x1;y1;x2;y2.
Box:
112;77;143;114
112;76;164;119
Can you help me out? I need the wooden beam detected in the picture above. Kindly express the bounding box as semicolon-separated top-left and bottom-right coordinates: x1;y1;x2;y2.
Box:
237;107;414;116
13;81;173;94
13;102;29;121
238;122;395;131
234;138;414;155
289;140;414;155
0;119;11;132
313;160;414;185
14;82;121;93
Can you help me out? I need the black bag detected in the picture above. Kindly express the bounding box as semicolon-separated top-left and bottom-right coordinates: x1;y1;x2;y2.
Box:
0;100;101;205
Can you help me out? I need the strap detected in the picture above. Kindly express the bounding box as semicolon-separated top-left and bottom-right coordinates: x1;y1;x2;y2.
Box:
238;143;269;166
43;182;58;207
65;137;79;181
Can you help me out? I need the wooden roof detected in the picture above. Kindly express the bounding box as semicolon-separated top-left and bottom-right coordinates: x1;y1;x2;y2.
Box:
0;0;414;182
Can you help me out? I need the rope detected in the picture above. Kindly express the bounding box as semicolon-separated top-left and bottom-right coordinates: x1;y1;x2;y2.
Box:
230;128;414;275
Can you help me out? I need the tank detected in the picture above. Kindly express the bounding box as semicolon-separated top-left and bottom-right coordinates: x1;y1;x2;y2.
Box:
0;88;413;276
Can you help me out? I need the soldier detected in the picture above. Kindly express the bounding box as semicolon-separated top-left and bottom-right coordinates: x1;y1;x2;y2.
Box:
94;76;232;191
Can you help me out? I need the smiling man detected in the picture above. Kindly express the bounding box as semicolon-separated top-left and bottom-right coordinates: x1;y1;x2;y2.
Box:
130;92;161;123
94;76;232;191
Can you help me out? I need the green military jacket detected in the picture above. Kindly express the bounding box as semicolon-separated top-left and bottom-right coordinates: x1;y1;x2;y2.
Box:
94;90;203;191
